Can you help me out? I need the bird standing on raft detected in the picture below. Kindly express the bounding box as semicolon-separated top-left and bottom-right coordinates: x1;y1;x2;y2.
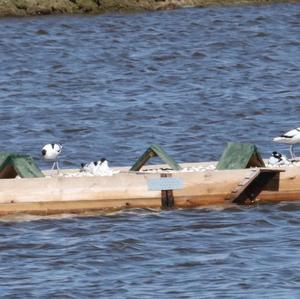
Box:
41;143;63;171
273;127;300;159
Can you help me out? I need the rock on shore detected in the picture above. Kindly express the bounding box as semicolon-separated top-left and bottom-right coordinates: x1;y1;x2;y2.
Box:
0;0;296;17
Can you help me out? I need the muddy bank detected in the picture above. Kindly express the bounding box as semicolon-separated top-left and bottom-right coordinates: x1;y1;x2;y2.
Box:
0;0;297;17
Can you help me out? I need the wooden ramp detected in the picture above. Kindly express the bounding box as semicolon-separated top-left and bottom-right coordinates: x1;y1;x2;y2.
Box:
228;168;285;204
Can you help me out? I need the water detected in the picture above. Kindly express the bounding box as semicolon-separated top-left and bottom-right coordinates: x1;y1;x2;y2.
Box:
1;205;300;298
0;3;300;298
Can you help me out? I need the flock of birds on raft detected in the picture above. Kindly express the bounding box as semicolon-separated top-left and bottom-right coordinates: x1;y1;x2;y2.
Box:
41;143;112;175
41;127;300;174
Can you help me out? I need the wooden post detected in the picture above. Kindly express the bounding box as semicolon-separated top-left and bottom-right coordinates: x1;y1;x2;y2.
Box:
161;173;174;209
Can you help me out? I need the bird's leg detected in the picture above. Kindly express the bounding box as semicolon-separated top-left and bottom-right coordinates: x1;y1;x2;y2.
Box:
290;145;295;160
56;161;61;175
51;161;60;175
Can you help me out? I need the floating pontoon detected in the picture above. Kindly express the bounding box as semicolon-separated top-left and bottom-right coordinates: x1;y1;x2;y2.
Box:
0;143;299;216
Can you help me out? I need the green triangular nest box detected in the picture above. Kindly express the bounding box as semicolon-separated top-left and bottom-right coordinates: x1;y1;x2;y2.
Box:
216;142;265;170
0;152;44;179
130;144;182;171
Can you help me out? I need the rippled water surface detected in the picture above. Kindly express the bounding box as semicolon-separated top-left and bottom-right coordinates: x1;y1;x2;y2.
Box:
0;3;300;298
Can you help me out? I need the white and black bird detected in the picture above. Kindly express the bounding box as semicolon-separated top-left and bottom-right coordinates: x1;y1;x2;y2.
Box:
268;151;289;166
273;127;300;159
41;143;62;170
98;158;111;173
81;158;112;176
80;160;99;174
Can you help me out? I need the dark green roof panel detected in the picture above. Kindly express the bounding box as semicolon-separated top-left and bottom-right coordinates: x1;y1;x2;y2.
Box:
0;152;44;178
216;142;265;170
130;144;182;171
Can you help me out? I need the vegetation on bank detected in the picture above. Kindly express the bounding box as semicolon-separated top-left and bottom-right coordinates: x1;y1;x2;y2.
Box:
0;0;297;17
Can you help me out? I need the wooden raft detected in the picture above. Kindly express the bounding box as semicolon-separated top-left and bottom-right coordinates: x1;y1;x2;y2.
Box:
228;168;285;204
0;163;298;216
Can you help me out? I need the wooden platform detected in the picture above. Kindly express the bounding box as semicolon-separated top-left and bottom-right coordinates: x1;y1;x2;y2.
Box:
0;162;299;216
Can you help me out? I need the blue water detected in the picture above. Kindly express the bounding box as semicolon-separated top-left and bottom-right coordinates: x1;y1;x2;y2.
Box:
0;3;300;298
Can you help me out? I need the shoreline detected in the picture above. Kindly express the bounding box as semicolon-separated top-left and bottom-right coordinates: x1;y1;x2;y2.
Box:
0;0;298;17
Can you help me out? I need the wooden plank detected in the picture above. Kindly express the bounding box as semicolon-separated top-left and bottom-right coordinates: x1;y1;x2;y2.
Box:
0;163;298;216
0;197;162;216
228;169;260;201
230;168;284;204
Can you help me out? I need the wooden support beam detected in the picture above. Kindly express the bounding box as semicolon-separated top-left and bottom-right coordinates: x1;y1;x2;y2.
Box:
160;173;175;209
229;168;284;204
